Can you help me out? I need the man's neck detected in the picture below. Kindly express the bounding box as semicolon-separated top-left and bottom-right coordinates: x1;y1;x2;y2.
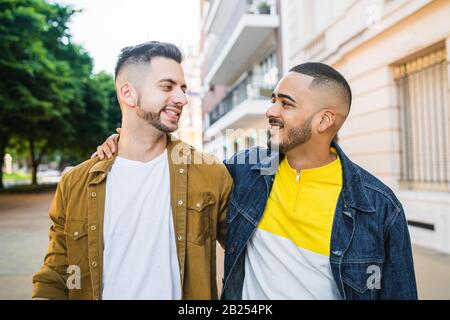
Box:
285;139;336;171
117;125;168;163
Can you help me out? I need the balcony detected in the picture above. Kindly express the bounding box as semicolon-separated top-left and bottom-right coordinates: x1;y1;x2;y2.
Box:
204;0;279;86
204;72;273;139
203;0;235;35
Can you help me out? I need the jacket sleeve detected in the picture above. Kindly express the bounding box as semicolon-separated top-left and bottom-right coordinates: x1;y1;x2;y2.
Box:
381;205;418;299
223;152;239;179
217;165;233;250
32;177;69;299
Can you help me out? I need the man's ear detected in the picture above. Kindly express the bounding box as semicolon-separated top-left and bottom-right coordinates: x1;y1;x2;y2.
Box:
118;82;138;108
318;109;336;133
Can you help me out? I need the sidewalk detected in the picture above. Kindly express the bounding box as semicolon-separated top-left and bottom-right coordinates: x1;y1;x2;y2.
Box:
413;244;450;299
0;192;52;300
0;191;449;300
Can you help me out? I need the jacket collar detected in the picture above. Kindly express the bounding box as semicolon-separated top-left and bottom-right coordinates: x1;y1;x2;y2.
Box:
88;133;188;176
331;141;375;213
250;148;283;176
251;141;375;213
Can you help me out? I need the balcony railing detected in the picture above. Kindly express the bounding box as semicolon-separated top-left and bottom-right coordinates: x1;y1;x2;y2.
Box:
204;0;277;77
207;72;273;128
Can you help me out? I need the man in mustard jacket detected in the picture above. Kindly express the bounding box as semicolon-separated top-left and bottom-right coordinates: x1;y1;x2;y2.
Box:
32;41;232;300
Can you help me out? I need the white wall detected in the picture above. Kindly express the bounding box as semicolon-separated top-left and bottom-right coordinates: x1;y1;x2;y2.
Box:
282;0;450;253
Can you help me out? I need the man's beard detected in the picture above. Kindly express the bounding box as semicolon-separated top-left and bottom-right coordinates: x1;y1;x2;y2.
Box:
268;115;313;154
136;105;177;133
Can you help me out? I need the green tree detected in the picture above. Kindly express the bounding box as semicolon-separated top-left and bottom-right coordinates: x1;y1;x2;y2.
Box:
64;71;120;162
0;0;75;186
0;0;54;188
0;0;120;188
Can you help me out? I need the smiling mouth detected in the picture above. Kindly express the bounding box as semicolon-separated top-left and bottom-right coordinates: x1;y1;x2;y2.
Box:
162;107;181;121
269;119;284;130
268;118;284;137
270;124;284;130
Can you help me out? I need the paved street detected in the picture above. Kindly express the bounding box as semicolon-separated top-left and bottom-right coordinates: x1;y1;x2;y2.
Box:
0;191;449;300
0;192;53;300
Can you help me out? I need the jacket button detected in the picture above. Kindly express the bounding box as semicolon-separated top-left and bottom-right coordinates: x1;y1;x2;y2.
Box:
73;231;79;237
177;235;183;241
332;250;343;256
91;192;97;198
196;203;201;208
179;168;184;174
90;225;97;231
343;211;352;218
91;261;97;267
178;200;183;206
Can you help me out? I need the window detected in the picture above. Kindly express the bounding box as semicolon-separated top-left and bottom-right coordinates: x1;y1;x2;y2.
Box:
395;47;449;191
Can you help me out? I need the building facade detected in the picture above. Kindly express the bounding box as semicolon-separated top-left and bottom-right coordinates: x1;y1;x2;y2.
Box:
174;45;204;150
281;0;450;253
200;0;282;160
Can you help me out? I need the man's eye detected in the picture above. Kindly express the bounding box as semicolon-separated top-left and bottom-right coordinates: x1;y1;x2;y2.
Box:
281;101;291;107
162;86;172;91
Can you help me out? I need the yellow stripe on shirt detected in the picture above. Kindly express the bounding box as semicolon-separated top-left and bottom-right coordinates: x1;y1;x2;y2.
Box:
257;148;343;256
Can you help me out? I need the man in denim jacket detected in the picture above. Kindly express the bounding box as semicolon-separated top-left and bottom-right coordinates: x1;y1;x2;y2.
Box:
221;63;417;300
95;63;418;300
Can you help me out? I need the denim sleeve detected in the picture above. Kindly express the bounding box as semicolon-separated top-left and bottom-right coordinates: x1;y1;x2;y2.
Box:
381;206;418;299
223;156;236;179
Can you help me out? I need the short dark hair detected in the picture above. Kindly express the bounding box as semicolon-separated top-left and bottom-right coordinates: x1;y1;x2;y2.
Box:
114;41;183;79
289;62;352;109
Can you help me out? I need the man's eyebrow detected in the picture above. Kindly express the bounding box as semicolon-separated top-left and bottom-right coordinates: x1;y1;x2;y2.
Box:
158;78;187;90
272;92;296;104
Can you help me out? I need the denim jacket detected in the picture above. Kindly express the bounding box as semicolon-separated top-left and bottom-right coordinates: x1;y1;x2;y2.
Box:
221;142;418;300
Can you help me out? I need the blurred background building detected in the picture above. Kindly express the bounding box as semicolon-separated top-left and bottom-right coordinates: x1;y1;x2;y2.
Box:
199;0;450;255
200;0;281;160
174;45;204;150
281;0;450;254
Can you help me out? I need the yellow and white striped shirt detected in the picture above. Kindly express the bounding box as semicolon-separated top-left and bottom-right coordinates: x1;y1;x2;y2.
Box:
243;149;342;299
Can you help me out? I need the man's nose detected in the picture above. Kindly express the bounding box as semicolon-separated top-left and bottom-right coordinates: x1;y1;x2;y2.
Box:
265;103;281;119
171;88;188;106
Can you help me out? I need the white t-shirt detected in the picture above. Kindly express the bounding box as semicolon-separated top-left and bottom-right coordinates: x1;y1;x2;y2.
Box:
242;154;342;300
242;229;340;300
102;151;181;300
